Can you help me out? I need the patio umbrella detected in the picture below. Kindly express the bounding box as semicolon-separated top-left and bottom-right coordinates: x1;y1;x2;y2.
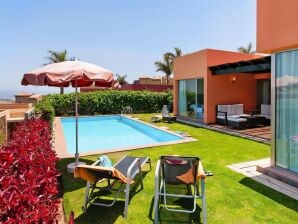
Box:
21;60;118;172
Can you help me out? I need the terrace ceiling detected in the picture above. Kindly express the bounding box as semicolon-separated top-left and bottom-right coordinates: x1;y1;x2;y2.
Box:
209;56;271;75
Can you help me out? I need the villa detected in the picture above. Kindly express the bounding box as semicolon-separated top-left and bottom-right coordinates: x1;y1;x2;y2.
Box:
256;0;298;176
172;0;298;182
173;48;270;124
1;0;297;223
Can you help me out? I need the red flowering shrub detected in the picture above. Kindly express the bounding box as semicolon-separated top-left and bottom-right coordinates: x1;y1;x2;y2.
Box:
0;119;60;223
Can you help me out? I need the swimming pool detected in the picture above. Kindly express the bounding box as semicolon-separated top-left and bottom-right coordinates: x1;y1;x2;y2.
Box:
60;115;185;155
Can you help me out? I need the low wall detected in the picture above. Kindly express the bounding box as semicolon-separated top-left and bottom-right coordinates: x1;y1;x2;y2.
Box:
0;103;33;110
0;110;8;143
15;94;42;104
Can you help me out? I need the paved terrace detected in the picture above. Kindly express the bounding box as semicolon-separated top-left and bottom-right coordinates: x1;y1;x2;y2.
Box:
177;117;270;144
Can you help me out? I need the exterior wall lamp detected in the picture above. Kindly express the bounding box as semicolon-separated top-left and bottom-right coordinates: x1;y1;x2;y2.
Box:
231;76;237;84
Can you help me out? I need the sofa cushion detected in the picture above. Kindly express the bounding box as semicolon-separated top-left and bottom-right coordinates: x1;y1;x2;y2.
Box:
228;115;241;119
227;105;234;116
261;104;271;117
227;117;247;122
217;115;227;120
234;104;244;115
238;114;250;117
218;105;228;113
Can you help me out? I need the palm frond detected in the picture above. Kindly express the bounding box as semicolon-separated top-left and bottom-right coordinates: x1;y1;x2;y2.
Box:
116;74;128;85
237;42;255;54
45;49;71;64
155;47;182;84
174;47;182;57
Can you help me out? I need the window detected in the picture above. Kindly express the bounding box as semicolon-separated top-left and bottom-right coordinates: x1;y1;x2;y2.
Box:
275;49;298;173
178;79;204;119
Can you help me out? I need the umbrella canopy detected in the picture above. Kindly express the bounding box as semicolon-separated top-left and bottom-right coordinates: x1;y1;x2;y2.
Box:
21;60;118;172
21;60;118;88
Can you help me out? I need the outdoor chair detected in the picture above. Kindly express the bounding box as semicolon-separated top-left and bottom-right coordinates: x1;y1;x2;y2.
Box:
153;156;207;224
74;155;151;218
216;104;250;129
258;104;271;125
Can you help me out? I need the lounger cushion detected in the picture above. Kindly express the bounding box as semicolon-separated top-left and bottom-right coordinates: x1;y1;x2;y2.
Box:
176;160;206;184
74;165;128;183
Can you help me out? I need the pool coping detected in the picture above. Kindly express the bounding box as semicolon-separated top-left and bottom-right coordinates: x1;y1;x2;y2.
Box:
54;115;196;158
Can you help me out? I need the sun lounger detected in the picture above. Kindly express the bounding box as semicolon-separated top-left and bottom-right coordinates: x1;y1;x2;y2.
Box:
151;115;162;122
153;156;207;224
74;155;151;218
161;105;176;122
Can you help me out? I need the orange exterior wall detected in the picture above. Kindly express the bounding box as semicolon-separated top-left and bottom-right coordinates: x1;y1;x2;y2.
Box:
257;0;298;53
174;49;265;123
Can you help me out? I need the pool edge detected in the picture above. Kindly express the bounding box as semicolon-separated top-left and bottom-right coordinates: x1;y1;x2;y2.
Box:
54;115;197;158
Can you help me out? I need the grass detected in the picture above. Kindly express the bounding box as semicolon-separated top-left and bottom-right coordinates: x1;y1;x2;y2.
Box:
57;114;298;224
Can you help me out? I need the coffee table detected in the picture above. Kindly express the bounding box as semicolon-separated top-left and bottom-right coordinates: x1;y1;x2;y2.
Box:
240;115;266;127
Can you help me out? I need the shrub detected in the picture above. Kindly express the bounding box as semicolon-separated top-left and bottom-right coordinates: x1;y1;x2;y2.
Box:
43;90;173;116
0;130;5;146
35;100;55;126
0;119;60;223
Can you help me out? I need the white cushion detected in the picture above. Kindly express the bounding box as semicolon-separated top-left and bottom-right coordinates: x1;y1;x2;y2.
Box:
234;104;244;115
218;105;228;113
261;104;271;116
197;106;203;113
228;115;240;119
227;117;247;122
227;105;235;116
264;115;271;119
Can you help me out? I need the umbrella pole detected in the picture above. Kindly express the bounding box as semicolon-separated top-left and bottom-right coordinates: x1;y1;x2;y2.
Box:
75;84;79;166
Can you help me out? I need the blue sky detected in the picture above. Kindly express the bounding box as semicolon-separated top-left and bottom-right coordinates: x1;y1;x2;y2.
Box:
0;0;256;98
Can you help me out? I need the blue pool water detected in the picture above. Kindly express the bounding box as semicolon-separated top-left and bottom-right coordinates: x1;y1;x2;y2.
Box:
61;115;183;154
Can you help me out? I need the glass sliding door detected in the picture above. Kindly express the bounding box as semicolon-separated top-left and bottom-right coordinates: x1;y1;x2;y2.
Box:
179;80;187;116
197;79;204;118
257;79;271;108
178;78;204;120
275;49;298;173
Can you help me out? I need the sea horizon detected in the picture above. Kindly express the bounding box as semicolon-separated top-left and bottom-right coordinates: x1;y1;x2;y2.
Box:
0;88;73;100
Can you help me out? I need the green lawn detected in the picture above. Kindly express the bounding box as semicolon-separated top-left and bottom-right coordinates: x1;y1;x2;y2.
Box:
58;114;298;224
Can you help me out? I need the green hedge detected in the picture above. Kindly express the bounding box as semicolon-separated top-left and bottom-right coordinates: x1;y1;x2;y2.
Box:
0;131;5;146
38;90;173;116
35;100;55;126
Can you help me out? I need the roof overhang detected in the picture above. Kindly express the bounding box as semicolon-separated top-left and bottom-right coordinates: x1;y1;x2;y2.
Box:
209;56;271;75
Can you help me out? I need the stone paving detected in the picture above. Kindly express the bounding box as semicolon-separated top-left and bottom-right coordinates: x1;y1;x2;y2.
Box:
227;158;298;200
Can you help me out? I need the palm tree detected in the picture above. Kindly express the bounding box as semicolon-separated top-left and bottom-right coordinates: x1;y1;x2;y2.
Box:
116;74;128;85
155;47;182;84
45;49;75;94
155;54;172;84
237;42;256;54
165;47;182;61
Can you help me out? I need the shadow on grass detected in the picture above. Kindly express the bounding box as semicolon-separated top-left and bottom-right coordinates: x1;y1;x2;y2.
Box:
239;177;298;211
74;201;124;224
57;157;95;194
73;170;151;224
148;190;203;224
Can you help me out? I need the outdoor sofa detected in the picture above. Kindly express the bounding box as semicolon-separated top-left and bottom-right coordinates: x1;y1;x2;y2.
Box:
257;104;271;125
216;104;250;129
